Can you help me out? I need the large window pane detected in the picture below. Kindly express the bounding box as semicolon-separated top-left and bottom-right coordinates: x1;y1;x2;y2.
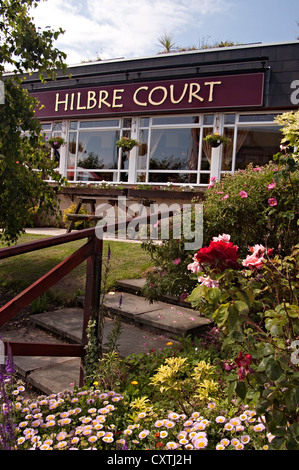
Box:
77;130;119;170
235;126;281;170
149;128;199;171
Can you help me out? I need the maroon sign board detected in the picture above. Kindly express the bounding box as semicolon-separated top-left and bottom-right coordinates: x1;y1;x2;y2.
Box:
32;73;264;119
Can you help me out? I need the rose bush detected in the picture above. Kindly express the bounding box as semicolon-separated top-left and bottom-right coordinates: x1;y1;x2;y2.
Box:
187;234;299;450
201;159;299;256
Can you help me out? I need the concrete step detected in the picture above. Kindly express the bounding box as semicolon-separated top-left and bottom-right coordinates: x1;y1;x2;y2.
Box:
116;278;193;308
6;308;175;396
104;291;210;338
3;283;210;396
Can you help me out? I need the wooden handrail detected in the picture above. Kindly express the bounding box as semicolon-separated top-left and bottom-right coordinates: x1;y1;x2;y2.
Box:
0;208;174;386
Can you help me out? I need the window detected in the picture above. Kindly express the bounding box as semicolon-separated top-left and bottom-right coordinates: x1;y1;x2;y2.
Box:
66;118;130;182
136;114;213;186
40;122;63;178
221;113;282;175
60;111;285;185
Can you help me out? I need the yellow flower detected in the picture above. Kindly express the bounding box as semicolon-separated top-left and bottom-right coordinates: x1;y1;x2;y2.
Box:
93;381;98;386
166;342;173;346
131;381;138;385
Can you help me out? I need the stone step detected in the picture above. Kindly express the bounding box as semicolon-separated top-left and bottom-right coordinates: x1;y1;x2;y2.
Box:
116;278;193;308
104;291;210;338
20;307;176;395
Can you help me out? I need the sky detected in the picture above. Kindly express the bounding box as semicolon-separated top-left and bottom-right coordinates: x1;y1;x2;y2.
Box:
31;0;299;65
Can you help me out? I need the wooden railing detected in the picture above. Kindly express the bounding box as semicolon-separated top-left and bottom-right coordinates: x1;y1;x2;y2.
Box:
0;209;172;386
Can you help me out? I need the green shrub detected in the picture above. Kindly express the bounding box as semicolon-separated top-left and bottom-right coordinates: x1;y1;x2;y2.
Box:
203;161;299;256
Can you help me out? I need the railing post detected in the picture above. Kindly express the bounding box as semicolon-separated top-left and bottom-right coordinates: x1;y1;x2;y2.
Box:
79;234;103;386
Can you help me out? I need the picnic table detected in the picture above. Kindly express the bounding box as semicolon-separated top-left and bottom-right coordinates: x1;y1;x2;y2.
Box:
66;195;141;232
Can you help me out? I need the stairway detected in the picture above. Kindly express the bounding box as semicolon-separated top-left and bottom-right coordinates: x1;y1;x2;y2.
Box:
3;279;211;396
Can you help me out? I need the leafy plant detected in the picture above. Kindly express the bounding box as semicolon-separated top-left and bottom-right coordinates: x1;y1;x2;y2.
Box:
46;137;65;148
149;356;219;414
187;234;299;450
203;161;299;256
116;137;139;152
203;132;230;146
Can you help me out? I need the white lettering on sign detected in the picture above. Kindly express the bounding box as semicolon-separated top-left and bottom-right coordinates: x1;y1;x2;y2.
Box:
54;81;222;113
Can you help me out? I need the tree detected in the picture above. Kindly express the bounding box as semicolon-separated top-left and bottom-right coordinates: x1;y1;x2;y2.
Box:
0;0;67;244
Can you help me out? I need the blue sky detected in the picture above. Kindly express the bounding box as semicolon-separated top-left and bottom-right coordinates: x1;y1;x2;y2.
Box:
31;0;299;65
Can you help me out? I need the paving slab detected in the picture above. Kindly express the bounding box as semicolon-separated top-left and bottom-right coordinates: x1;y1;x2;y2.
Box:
116;278;193;308
31;307;83;342
104;291;211;337
27;358;81;395
30;308;175;357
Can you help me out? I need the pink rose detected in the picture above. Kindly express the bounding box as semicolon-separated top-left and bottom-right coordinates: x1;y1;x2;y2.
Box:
242;253;264;270
212;234;231;243
250;244;266;256
198;276;219;288
187;256;202;273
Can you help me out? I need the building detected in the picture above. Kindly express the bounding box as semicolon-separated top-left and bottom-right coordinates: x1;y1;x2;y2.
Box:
24;41;299;190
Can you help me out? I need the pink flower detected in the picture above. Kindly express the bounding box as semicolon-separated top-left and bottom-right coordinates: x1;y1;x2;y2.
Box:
239;191;248;198
244;244;274;269
268;198;277;206
242;254;264;270
212;234;231;243
208;176;217;189
250;244;266;256
198;276;219;288
253;167;262;172
173;258;181;265
267;182;276;190
221;194;229;200
187;256;202;273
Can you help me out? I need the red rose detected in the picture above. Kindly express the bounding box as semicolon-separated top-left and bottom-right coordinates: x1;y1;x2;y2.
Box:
235;352;253;380
195;240;239;271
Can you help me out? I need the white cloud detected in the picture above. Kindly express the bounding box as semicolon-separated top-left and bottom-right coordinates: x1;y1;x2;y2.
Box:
31;0;233;64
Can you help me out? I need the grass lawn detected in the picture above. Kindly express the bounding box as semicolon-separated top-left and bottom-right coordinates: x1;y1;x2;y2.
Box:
0;234;153;308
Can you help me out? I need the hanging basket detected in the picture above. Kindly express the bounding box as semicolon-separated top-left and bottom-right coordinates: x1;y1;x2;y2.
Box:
47;137;65;150
209;140;222;148
203;133;230;148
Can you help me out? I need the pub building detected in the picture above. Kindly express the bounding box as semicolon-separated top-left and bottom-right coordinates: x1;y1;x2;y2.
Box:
24;40;299;203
